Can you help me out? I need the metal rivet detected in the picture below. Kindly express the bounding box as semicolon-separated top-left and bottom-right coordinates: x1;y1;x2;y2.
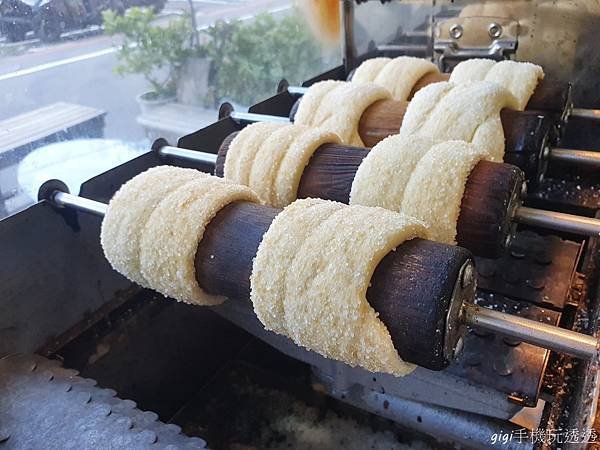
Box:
449;24;463;39
488;22;503;38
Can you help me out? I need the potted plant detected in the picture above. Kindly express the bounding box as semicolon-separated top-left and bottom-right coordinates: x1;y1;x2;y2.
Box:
103;7;202;113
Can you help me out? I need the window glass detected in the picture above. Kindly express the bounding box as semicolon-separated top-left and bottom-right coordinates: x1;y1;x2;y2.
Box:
0;0;339;219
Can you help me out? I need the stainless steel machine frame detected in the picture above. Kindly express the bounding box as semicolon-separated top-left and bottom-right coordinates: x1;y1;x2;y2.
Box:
2;1;600;448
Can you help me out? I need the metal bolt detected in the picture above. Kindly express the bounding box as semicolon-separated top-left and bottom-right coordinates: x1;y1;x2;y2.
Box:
461;263;474;288
488;22;503;38
449;24;463;39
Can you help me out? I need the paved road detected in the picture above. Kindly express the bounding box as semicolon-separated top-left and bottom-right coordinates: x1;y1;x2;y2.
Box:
0;0;291;141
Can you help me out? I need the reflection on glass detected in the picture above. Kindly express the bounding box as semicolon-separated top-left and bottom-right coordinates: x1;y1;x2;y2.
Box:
0;0;340;219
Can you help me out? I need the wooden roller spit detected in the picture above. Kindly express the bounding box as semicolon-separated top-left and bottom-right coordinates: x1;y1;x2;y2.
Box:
195;201;473;371
37;181;472;372
289;96;549;149
42;184;600;370
216;133;524;258
408;72;570;114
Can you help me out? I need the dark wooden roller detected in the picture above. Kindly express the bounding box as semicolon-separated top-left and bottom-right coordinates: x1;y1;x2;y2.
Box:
358;99;550;149
288;97;550;152
409;72;570;114
195;200;472;371
216;135;524;258
456;161;523;257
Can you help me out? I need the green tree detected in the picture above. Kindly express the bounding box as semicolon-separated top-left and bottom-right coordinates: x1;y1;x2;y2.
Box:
206;13;329;106
103;8;333;106
103;7;200;98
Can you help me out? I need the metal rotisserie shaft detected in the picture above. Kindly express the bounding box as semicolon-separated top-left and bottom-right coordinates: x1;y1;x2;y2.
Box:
156;143;600;255
43;186;600;369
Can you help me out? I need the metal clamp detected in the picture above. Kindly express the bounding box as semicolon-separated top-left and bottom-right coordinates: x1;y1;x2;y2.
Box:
434;16;519;71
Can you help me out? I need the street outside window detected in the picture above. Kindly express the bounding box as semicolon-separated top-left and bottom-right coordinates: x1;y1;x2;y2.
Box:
0;0;339;219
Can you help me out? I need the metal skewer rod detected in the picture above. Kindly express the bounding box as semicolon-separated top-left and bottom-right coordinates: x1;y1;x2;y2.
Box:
52;191;107;216
514;206;600;237
155;143;600;177
157;145;217;165
151;146;600;238
286;86;308;95
229;111;291;124
282;89;600;166
464;304;598;360
570;108;600;120
549;148;600;168
42;187;600;362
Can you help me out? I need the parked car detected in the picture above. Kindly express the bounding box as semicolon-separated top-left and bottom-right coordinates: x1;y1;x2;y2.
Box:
0;0;165;42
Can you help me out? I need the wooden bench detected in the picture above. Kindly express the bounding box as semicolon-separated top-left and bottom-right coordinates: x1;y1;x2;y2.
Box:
0;102;106;217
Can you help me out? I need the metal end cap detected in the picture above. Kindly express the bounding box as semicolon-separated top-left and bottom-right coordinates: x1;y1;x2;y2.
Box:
218;102;234;120
151;138;169;154
38;179;69;203
277;79;289;94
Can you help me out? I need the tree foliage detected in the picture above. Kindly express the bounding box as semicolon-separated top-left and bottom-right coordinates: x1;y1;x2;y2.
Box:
205;13;328;106
103;7;199;98
103;8;332;105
